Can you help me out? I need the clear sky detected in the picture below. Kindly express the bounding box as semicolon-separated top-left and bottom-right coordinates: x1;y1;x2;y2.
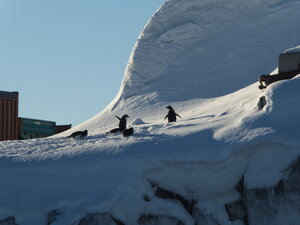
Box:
0;0;165;126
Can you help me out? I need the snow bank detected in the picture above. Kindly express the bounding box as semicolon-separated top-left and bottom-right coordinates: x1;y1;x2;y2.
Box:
66;0;300;133
1;75;300;225
119;0;300;101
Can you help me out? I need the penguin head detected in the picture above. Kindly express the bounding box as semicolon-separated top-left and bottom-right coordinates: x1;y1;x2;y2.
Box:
122;114;129;119
166;106;173;110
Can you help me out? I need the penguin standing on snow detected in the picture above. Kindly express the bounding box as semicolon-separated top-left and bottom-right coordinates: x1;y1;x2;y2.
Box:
107;114;130;134
116;114;129;131
164;106;181;122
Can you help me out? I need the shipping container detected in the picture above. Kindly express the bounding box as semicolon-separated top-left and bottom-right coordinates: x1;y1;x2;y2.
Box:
0;91;19;141
56;124;72;134
19;117;56;139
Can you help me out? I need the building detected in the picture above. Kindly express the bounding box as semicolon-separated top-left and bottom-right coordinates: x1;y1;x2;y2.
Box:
1;90;72;141
0;91;19;141
56;124;72;134
18;117;56;140
18;118;72;140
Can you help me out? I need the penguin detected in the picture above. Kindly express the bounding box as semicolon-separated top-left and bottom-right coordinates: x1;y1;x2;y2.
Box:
164;106;181;122
107;128;121;134
107;114;130;134
67;130;88;138
115;114;129;131
123;127;134;137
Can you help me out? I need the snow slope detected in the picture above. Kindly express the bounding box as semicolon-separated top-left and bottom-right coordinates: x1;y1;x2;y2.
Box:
66;0;300;133
120;0;300;99
1;0;300;224
1;76;300;225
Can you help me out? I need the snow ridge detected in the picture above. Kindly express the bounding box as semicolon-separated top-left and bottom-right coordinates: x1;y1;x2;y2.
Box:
120;0;300;101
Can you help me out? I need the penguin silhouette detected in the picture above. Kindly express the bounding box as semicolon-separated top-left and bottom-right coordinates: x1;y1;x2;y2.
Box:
106;115;130;134
164;106;181;122
115;114;129;131
67;130;88;138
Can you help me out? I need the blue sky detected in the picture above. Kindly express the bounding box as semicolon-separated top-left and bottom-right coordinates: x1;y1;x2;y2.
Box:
0;0;165;126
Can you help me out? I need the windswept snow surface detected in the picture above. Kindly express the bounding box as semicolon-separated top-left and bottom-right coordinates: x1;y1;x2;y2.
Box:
119;0;300;100
1;0;300;224
69;0;300;132
1;77;300;225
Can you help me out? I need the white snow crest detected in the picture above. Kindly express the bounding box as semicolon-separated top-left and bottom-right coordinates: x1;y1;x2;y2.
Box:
120;0;300;100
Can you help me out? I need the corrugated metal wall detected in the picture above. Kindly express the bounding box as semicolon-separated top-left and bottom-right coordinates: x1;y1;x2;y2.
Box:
0;91;19;141
56;124;72;134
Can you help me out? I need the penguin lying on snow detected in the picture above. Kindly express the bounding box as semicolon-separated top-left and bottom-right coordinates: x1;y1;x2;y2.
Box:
164;106;181;122
67;130;88;138
123;127;134;137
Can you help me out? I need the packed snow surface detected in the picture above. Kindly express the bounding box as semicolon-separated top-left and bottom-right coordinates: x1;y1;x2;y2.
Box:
1;0;300;224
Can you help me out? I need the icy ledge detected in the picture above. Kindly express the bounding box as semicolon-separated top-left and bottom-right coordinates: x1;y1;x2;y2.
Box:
1;156;299;225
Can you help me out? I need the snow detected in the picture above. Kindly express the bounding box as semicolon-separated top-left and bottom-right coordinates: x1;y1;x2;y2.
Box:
1;0;300;224
119;0;300;100
284;45;300;53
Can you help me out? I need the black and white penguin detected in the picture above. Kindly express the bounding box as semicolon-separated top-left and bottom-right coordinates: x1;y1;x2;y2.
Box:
115;114;129;131
164;106;181;122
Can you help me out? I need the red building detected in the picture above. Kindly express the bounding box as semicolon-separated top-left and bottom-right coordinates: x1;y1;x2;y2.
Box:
1;90;72;141
56;124;72;134
0;91;19;141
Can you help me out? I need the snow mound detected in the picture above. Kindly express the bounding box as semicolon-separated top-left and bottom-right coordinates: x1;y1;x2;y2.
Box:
132;118;147;125
63;0;300;134
119;0;300;101
1;75;300;225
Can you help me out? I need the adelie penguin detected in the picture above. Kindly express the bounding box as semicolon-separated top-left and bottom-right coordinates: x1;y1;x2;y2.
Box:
123;127;134;137
107;114;130;134
116;114;129;131
67;130;88;138
164;106;181;122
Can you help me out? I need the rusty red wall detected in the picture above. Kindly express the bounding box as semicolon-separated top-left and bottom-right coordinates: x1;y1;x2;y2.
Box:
56;124;72;134
0;91;19;141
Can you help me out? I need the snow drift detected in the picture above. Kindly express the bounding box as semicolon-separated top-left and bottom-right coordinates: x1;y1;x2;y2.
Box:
69;0;300;133
1;0;300;225
120;0;300;99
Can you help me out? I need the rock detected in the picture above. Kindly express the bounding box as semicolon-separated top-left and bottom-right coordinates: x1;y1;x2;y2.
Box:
138;214;184;225
0;217;18;225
